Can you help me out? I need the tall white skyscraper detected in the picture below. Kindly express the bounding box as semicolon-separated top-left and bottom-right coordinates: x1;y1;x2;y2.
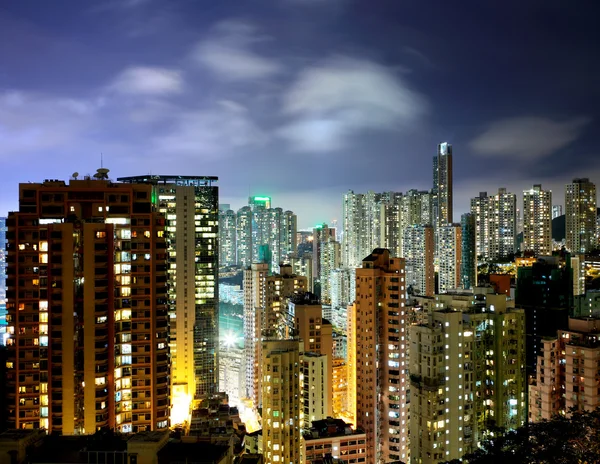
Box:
523;184;552;256
219;208;236;267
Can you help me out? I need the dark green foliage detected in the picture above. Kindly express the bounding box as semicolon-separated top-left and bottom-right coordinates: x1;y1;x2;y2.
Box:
442;408;600;464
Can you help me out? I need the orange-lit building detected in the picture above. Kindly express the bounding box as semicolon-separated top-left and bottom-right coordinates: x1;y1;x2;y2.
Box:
302;418;366;464
353;249;408;463
5;173;169;434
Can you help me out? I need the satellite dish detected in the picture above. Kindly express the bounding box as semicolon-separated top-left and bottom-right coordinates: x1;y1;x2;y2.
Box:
72;172;79;179
94;168;110;180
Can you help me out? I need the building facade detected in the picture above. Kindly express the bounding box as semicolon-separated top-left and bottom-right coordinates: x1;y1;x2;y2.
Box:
529;317;600;422
261;339;302;464
460;213;477;290
437;224;462;294
354;249;408;463
403;225;435;297
410;293;526;463
118;175;219;403
523;184;552;256
6;174;169;434
565;178;597;254
433;142;453;228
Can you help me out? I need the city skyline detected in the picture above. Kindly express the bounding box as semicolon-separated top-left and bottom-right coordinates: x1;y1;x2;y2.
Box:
1;1;600;228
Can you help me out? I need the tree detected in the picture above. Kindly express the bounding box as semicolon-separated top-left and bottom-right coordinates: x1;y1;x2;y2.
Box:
442;408;600;464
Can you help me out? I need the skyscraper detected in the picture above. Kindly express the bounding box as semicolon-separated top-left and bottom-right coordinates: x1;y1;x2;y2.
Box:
460;213;477;290
236;206;253;268
0;217;6;343
261;338;302;464
118;175;219;403
219;208;236;267
342;191;386;268
488;188;517;260
437;224;462;293
290;293;333;418
353;249;408;463
243;264;306;409
471;189;517;261
410;293;526;462
402;225;435;297
433;142;453;228
565;178;597;253
470;192;489;261
6;174;169;434
319;238;340;304
523;184;552;256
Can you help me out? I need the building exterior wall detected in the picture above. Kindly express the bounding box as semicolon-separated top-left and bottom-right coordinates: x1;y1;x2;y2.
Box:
6;178;169;434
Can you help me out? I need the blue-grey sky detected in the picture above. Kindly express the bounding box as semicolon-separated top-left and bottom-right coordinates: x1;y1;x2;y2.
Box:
1;0;599;227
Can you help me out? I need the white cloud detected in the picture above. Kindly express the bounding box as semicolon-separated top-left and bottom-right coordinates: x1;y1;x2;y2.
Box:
0;91;98;157
469;116;591;159
152;101;267;157
192;19;282;81
279;56;427;152
109;66;183;96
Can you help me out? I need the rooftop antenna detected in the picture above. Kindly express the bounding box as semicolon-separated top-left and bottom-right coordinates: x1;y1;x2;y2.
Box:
101;152;104;169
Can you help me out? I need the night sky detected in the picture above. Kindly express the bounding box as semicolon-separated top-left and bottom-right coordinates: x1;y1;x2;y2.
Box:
1;0;599;227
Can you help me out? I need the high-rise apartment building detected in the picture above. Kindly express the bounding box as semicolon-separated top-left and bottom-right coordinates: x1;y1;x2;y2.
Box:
6;174;169;434
312;223;336;290
261;338;302;464
381;192;403;258
290;293;333;417
529;317;600;422
330;267;355;312
552;204;563;219
410;293;526;463
460;213;477;290
437;224;462;293
0;217;6;343
342;191;385;268
119;175;219;404
471;189;517;261
219;208;236;267
565;178;597;254
403;225;435;297
243;264;306;409
319;239;340;304
470;192;489;262
433;142;453;228
353;249;408;463
236;206;253;268
523;184;552;256
488;188;517;260
300;352;329;428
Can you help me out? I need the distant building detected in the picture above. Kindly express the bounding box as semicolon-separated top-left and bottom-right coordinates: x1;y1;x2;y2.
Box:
301;353;330;428
433;142;453;228
460;213;477;290
552;204;563;219
471;188;517;261
243;264;306;408
219;208;237;267
523;184;552;256
565;178;597;253
0;217;6;344
437;224;462;293
403;224;435;297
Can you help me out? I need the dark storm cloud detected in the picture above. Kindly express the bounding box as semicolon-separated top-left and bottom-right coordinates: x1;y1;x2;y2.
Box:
1;0;599;227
